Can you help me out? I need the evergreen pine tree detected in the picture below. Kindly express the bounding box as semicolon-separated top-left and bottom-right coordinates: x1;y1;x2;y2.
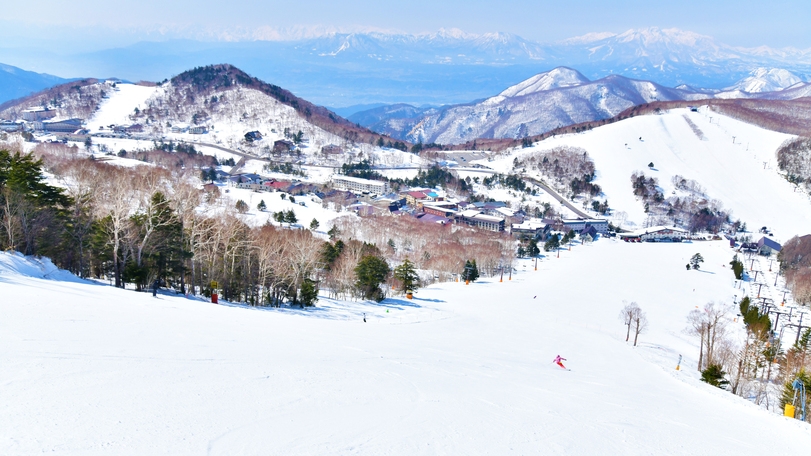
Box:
527;238;540;257
544;235;560;252
299;278;319;307
394;258;420;294
355;255;390;301
729;254;744;280
462;259;480;282
328;226;340;241
257;200;267;212
700;364;729;388
690;253;705;270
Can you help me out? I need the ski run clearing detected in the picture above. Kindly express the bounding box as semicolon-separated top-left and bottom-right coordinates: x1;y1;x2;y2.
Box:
3;238;811;455
486;107;811;237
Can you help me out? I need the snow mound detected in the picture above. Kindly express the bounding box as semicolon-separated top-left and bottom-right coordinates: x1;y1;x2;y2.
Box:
0;251;86;283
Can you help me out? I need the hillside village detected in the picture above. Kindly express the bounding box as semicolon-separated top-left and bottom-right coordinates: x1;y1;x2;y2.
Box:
0;66;800;277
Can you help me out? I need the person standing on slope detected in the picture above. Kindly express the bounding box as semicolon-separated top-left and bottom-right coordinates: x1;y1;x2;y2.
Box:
152;279;159;298
553;355;567;369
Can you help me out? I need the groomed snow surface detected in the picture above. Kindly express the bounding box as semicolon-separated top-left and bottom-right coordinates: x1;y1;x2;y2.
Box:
3;241;811;455
85;83;160;132
486;108;811;239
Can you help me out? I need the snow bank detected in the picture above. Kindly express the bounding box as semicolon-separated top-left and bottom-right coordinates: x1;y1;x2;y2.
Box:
0;251;85;283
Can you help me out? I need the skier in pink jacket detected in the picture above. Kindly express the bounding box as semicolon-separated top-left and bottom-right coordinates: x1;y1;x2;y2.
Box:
554;355;567;369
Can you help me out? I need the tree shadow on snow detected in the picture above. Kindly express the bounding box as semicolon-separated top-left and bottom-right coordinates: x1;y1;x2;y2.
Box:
410;296;444;303
210;294;441;322
381;297;428;309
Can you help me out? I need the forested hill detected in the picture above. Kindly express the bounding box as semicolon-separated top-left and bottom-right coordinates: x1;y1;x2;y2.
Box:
168;64;401;146
0;79;101;119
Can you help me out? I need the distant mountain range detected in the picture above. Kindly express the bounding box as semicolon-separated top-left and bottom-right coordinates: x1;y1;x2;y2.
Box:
1;27;810;107
350;66;811;144
0;63;67;107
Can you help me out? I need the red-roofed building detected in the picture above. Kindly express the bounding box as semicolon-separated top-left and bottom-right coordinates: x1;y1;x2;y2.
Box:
266;180;291;191
404;191;428;207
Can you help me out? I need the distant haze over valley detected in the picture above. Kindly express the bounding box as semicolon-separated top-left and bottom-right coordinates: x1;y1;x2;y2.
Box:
1;27;810;108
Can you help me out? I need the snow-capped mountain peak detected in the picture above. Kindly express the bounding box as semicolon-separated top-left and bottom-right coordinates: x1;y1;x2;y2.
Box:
498;67;591;98
725;67;804;93
614;27;711;47
433;27;476;41
558;31;617;45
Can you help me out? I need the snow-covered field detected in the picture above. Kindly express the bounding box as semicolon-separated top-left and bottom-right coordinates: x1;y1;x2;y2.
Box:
486;108;810;237
3;240;811;455
217;185;353;229
85;84;160;132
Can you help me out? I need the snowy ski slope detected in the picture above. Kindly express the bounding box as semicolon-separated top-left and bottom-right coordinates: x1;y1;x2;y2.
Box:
486;107;810;238
2;241;811;455
85;83;160;131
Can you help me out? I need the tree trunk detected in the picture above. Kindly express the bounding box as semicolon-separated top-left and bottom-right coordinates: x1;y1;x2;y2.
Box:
698;330;705;371
113;248;121;288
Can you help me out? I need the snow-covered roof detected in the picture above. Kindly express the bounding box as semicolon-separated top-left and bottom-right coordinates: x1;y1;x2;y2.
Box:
626;226;689;236
459;209;482;218
496;207;515;217
333;174;387;186
512;218;546;231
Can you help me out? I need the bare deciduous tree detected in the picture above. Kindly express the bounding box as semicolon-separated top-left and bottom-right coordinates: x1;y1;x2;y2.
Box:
632;307;648;347
686;301;730;371
94;166;138;288
619;301;641;342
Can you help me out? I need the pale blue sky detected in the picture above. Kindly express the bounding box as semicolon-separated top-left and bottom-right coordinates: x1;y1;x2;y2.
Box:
1;0;809;49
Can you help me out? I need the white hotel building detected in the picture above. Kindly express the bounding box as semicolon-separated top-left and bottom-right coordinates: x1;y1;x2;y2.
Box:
332;175;390;195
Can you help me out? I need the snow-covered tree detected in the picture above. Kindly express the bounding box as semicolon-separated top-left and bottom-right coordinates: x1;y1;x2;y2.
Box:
690;253;704;270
